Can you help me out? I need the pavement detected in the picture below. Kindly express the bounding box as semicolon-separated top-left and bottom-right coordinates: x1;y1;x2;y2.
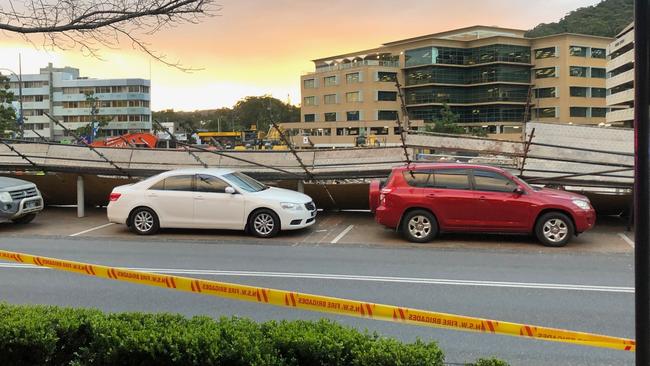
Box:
0;207;636;365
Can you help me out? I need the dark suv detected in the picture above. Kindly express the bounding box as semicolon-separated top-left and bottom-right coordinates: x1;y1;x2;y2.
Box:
369;164;595;247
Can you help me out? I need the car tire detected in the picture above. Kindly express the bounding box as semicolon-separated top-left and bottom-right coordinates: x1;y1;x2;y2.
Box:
11;213;36;225
129;207;160;235
249;209;280;238
535;212;574;247
401;210;438;243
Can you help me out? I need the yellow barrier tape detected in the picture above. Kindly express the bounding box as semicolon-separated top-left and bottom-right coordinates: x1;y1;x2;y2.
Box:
0;250;635;351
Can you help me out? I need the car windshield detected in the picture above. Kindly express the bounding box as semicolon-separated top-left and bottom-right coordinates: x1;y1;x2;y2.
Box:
224;172;268;192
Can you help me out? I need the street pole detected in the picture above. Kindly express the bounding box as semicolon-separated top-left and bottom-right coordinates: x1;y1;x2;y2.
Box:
635;1;649;365
18;53;23;139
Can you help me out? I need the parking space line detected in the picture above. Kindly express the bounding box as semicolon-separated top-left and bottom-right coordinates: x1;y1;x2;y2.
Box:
330;225;354;244
69;223;115;237
618;233;635;248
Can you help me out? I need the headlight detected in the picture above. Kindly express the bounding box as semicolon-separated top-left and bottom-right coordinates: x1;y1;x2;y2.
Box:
281;202;303;211
572;199;591;210
0;192;12;203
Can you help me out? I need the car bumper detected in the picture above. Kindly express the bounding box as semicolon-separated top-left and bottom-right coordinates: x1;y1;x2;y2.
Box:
0;196;44;220
375;205;399;229
279;209;317;230
574;208;596;233
107;203;129;225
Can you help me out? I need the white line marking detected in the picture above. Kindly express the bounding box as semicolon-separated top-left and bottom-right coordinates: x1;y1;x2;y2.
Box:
0;264;632;293
330;225;354;244
315;230;327;233
69;223;115;237
618;233;635;248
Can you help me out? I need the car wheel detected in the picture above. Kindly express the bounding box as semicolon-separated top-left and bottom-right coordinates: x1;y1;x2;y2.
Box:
129;207;159;235
535;212;574;247
401;210;438;243
11;213;36;224
249;209;280;238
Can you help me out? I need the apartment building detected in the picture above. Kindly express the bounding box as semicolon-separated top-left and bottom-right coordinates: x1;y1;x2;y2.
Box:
6;63;151;140
606;22;634;127
288;25;611;145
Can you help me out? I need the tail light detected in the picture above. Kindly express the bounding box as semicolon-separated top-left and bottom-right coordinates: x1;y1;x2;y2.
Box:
380;188;393;205
109;193;122;202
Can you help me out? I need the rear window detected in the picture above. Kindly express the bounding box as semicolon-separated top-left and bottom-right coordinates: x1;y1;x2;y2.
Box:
402;169;470;190
149;175;194;191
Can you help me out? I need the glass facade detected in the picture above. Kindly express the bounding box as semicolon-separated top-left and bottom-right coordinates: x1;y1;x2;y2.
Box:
409;105;525;123
570;87;588;97
346;111;360;121
534;47;556;59
534;87;556;98
569;46;587;57
405;64;530;86
591;87;606;98
378;91;397;101
535;67;556;79
570;66;588;77
533;108;556;118
591;67;606;78
570;107;588;117
324;112;337;121
404;45;531;67
406;85;529;105
591;48;606;59
377;72;397;82
378;110;398;120
591;107;607;117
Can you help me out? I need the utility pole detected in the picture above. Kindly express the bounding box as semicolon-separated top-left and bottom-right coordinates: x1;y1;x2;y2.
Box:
635;1;649;364
18;54;23;139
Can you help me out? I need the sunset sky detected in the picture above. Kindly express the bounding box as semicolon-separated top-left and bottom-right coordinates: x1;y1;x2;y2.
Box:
0;0;603;111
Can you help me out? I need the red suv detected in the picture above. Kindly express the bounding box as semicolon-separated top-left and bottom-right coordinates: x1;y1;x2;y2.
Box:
369;164;595;247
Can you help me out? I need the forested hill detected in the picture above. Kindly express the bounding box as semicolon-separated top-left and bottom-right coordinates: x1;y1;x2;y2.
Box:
525;0;633;38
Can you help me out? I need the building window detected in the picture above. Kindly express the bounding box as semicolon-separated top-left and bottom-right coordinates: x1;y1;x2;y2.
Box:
534;87;556;98
95;86;111;93
570;66;588;77
570;107;588;117
304;114;315;122
591;87;606;98
324;94;337;104
346;111;360;121
324;112;337;122
303;79;315;88
535;67;556;79
323;76;337;86
534;108;556;118
377;72;397;82
570;87;588;97
346;72;360;84
303;96;316;106
591;107;607;117
591;67;606;78
591;48;606;59
336;127;360;136
534;47;556;59
377;91;397;101
346;91;360;102
569;46;587;57
378;110;398;120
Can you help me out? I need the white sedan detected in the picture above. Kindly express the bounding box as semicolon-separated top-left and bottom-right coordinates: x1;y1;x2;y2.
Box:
107;169;317;238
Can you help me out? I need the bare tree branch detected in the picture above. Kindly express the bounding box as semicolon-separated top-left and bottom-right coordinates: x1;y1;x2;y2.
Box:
0;0;219;71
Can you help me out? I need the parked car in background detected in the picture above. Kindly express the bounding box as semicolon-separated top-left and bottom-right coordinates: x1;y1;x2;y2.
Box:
369;164;595;247
0;177;44;224
107;169;317;238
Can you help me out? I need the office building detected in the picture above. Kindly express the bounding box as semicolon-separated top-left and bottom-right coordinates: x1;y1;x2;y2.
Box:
5;63;151;140
606;22;634;127
286;26;612;145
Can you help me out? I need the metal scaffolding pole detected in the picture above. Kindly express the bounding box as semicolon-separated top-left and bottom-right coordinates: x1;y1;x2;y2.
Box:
635;1;649;364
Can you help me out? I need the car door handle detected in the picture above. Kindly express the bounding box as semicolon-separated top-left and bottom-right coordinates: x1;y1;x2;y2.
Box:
479;196;487;200
426;194;436;198
195;195;205;200
146;193;158;198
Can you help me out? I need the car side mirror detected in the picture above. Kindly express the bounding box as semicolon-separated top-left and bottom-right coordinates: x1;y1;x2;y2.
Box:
225;187;236;194
513;187;524;195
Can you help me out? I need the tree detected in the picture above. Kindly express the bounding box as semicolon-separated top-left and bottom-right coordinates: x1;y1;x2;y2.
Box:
425;104;464;134
76;92;111;140
0;74;17;137
0;0;217;71
233;95;300;133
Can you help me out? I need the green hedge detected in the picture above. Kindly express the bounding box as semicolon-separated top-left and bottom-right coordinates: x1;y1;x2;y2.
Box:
0;303;507;366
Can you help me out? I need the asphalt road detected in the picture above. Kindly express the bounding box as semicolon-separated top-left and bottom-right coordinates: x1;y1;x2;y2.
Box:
0;236;635;366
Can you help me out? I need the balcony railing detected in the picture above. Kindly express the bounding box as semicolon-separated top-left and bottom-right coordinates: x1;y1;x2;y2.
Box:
313;60;400;73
